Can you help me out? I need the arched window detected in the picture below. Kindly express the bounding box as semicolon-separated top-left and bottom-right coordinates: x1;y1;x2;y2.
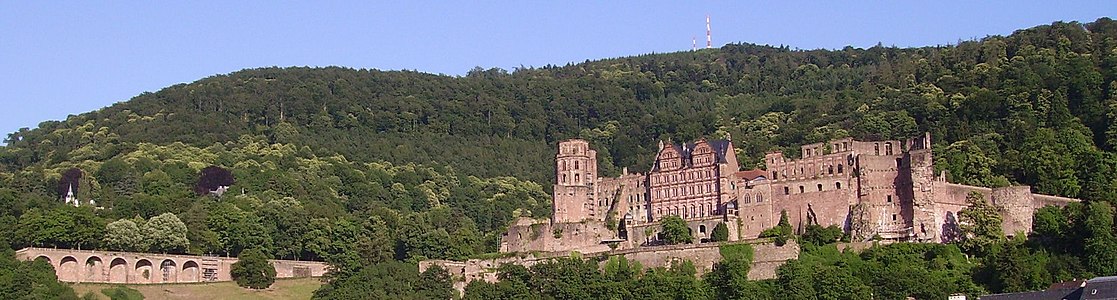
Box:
757;194;763;203
799;186;805;193
836;182;842;189
574;173;580;183
838;164;844;174
886;142;893;155
575;161;580;170
690;204;696;218
561;174;567;183
784;187;790;195
874;143;880;155
817;184;823;191
828;165;834;175
561;161;566;171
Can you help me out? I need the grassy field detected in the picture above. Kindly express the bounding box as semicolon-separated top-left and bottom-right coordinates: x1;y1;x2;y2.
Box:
71;277;324;300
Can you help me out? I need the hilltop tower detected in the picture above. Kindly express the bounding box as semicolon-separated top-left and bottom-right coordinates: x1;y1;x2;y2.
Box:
553;139;599;223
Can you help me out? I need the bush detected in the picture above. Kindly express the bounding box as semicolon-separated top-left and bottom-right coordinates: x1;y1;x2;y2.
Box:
231;248;276;289
659;215;692;245
101;285;144;300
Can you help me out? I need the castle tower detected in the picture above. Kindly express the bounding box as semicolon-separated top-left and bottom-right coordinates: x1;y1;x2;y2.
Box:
552;139;599;223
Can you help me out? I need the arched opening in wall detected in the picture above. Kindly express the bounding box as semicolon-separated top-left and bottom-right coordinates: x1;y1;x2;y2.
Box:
784;187;789;195
757;195;763;203
836;182;842;189
828;165;834;175
561;161;566;171
59;256;78;282
690;204;697;218
574;173;580;183
561;174;566;184
838;164;844;174
682;206;688;218
817;184;823;191
799;186;805;193
109;258;127;283
135;259;153;283
85;256;104;282
34;256;51;266
160;260;177;283
886;142;893;155
574;161;579;170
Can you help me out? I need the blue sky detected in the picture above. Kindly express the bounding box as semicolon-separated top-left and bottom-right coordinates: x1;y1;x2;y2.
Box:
1;1;1113;137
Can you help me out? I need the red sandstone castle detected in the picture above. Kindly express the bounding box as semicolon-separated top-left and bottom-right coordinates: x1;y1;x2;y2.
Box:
502;134;1077;253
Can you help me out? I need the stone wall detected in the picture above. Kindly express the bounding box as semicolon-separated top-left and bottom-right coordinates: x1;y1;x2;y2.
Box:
14;247;327;284
424;239;800;295
499;217;613;254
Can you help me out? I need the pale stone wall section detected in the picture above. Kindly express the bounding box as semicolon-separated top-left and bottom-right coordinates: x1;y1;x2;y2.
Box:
15;247;327;284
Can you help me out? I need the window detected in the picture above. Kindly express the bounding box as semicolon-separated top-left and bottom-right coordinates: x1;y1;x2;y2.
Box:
757;194;763;202
575;161;579;170
887;195;893;203
574;173;580;182
886;142;893;155
784;187;790;195
561;174;567;183
772;171;778;179
875;143;880;155
836;182;842;189
892;214;897;221
561;161;566;171
828;165;834;175
799;186;805;193
838;164;844;174
817;184;823;191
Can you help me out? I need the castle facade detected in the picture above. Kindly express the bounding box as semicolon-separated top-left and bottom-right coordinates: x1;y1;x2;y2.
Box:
503;133;1078;253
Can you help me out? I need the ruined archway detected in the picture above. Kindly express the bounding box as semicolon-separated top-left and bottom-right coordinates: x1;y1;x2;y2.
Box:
180;261;199;282
59;256;79;282
85;256;104;282
109;258;128;283
160;259;177;283
134;259;153;283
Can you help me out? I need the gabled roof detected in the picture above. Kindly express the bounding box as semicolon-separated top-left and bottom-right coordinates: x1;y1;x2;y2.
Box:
652;139;733;171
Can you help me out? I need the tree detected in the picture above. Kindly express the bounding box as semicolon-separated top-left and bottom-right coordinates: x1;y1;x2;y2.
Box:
415;265;454;300
103;219;147;252
230;248;276;289
760;210;793;246
1083;201;1117;276
659;215;692;245
58;168;83;199
957;191;1003;254
195;166;235;196
711;222;730;242
143;213;189;253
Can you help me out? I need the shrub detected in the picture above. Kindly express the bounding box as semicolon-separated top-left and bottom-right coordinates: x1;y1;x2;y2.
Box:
231;248;276;289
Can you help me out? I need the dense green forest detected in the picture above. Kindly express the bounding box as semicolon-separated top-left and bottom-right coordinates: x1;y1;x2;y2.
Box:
1;18;1117;298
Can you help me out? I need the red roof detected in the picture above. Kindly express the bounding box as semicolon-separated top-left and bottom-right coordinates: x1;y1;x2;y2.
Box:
735;169;768;181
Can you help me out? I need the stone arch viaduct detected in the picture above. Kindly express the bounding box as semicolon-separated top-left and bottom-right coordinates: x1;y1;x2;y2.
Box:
15;247;327;284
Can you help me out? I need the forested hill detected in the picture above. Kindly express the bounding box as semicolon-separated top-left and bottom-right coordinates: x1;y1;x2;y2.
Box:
4;18;1117;199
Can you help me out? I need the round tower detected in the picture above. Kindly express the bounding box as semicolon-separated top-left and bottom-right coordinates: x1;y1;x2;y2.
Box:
553;139;598;223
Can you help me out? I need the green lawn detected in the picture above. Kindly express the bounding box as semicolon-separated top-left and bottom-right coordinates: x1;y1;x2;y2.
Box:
71;277;323;300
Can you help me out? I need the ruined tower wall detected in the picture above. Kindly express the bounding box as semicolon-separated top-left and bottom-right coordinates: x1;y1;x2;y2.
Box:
992;186;1036;237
